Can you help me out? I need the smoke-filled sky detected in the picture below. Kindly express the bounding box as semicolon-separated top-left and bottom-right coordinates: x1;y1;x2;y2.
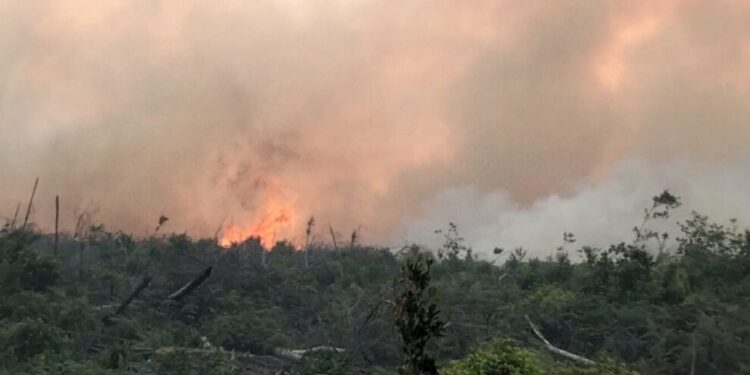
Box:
2;0;749;255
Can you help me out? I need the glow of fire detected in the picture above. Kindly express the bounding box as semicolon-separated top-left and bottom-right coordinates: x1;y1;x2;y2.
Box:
217;201;297;250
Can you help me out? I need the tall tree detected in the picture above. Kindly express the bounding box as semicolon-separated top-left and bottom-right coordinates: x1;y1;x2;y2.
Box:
393;250;446;375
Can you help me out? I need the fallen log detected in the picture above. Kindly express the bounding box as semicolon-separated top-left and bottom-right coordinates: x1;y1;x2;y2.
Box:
168;267;212;301
102;275;152;323
151;346;292;370
150;345;343;364
272;346;346;361
524;314;595;366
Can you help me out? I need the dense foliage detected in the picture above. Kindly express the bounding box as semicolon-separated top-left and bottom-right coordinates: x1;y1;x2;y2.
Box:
394;251;445;374
441;339;540;375
1;192;749;373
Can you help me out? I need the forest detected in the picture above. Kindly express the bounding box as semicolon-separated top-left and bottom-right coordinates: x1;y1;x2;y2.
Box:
1;191;749;374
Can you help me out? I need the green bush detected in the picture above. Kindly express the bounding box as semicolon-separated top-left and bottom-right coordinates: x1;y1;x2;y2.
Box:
152;347;236;375
550;357;638;375
3;318;67;362
441;339;541;375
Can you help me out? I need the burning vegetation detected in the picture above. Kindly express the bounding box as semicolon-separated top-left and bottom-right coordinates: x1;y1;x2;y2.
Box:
218;209;294;250
2;185;750;373
2;1;750;373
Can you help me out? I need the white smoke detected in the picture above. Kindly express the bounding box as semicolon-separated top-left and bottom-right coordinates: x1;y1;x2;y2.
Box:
402;158;750;258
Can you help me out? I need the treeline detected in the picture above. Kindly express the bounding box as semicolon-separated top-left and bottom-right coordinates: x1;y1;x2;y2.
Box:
1;192;749;373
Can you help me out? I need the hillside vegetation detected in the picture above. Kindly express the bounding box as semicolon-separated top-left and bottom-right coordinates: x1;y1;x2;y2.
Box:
1;192;749;374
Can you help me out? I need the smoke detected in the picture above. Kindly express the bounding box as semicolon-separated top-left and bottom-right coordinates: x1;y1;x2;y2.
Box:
403;158;750;256
1;1;749;254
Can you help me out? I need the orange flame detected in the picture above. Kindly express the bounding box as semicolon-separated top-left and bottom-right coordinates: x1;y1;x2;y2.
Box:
217;199;297;250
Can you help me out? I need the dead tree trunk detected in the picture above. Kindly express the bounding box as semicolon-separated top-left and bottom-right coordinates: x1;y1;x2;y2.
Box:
21;177;39;230
54;196;59;255
9;203;20;231
102;275;152;323
525;315;595;366
304;217;314;268
73;211;91;285
79;241;86;283
168;267;212;301
329;225;339;249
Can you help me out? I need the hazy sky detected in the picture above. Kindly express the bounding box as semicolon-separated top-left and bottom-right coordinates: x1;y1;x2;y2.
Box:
2;1;749;255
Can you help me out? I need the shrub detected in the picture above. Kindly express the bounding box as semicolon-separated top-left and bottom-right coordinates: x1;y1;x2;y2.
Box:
441;339;541;375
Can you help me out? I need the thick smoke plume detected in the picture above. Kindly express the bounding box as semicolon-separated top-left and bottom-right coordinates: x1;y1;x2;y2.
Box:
1;1;749;255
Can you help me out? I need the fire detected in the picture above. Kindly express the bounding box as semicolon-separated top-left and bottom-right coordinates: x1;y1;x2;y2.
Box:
217;200;297;250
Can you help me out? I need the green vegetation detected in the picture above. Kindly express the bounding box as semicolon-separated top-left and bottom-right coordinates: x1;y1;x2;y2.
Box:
394;250;445;374
1;191;749;373
441;339;540;375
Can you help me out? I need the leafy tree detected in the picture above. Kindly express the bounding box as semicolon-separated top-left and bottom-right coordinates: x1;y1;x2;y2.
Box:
394;250;446;374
